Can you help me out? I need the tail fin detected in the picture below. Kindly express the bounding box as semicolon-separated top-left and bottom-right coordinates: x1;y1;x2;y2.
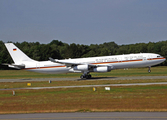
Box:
5;43;36;64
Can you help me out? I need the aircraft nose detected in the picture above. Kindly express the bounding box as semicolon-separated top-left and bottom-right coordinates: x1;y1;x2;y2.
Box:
162;57;166;62
159;54;166;60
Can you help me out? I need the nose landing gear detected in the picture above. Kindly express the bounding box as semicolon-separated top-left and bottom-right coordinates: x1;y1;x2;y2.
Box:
148;66;151;73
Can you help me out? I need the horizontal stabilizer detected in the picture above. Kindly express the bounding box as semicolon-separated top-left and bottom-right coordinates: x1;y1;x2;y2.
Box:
2;63;25;69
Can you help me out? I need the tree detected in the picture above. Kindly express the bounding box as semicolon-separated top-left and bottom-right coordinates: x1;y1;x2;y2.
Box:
147;42;155;53
116;45;129;55
50;40;64;46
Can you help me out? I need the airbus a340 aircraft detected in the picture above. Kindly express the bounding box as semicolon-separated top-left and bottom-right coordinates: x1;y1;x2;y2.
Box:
4;43;166;79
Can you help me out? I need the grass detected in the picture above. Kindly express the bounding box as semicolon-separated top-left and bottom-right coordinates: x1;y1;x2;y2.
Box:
0;66;167;114
0;66;167;79
0;85;167;113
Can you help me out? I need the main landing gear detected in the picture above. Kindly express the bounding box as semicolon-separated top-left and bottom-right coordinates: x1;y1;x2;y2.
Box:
80;72;92;79
148;66;151;73
80;74;92;79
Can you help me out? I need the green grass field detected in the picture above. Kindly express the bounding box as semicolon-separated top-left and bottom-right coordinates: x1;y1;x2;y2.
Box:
0;66;167;114
0;85;167;113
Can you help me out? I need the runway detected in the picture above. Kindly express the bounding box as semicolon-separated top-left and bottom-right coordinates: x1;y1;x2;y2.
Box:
1;112;167;120
1;82;167;91
0;75;167;82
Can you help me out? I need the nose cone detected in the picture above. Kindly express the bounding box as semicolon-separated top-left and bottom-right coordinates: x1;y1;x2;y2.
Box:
161;56;166;62
157;54;166;63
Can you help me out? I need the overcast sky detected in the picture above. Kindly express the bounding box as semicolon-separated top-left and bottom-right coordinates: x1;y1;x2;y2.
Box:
0;0;167;45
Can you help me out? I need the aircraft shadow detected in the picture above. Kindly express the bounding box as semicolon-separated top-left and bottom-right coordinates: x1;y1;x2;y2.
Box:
77;77;117;81
20;79;32;80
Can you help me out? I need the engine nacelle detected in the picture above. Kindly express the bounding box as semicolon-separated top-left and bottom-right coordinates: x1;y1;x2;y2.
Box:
93;66;112;72
73;65;89;71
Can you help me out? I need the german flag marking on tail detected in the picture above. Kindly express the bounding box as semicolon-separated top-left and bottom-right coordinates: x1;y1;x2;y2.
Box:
13;48;17;51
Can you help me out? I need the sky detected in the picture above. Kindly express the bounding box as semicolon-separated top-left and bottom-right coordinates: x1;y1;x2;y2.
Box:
0;0;167;45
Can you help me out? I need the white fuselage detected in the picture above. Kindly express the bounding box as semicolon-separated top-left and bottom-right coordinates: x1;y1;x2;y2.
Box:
23;53;166;74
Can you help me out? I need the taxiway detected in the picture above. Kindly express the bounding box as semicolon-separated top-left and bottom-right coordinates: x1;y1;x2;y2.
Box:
0;76;167;82
1;112;167;120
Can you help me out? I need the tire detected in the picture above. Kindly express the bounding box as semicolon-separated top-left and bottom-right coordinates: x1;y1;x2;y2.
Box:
88;74;91;79
85;75;89;79
80;75;84;79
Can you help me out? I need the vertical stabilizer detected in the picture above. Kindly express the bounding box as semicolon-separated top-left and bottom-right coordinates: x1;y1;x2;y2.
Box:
5;43;36;64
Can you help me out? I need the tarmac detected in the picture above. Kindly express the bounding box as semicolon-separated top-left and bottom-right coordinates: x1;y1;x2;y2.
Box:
0;76;167;82
1;112;167;120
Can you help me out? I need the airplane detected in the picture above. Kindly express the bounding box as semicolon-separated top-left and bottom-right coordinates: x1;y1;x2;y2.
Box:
4;43;166;79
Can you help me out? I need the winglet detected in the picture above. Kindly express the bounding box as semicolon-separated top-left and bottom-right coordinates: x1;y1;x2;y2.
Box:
49;57;58;62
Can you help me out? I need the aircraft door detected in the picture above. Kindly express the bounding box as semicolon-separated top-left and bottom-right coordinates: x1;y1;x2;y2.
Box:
143;57;147;61
118;57;122;63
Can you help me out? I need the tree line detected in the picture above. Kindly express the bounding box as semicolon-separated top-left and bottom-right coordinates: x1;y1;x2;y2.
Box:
0;40;167;69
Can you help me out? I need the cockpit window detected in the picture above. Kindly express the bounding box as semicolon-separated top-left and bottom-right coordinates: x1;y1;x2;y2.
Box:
157;56;161;58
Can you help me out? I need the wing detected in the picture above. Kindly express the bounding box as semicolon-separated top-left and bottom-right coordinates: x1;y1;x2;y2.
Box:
49;57;90;67
49;57;114;74
49;57;113;68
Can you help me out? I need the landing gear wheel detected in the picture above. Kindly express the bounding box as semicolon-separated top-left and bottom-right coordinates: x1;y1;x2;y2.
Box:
85;74;92;79
148;67;151;73
148;69;151;73
85;75;89;79
80;75;84;79
80;74;92;79
88;74;91;79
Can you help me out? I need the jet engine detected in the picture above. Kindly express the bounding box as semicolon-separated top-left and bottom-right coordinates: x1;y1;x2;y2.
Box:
73;65;89;71
93;66;113;72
